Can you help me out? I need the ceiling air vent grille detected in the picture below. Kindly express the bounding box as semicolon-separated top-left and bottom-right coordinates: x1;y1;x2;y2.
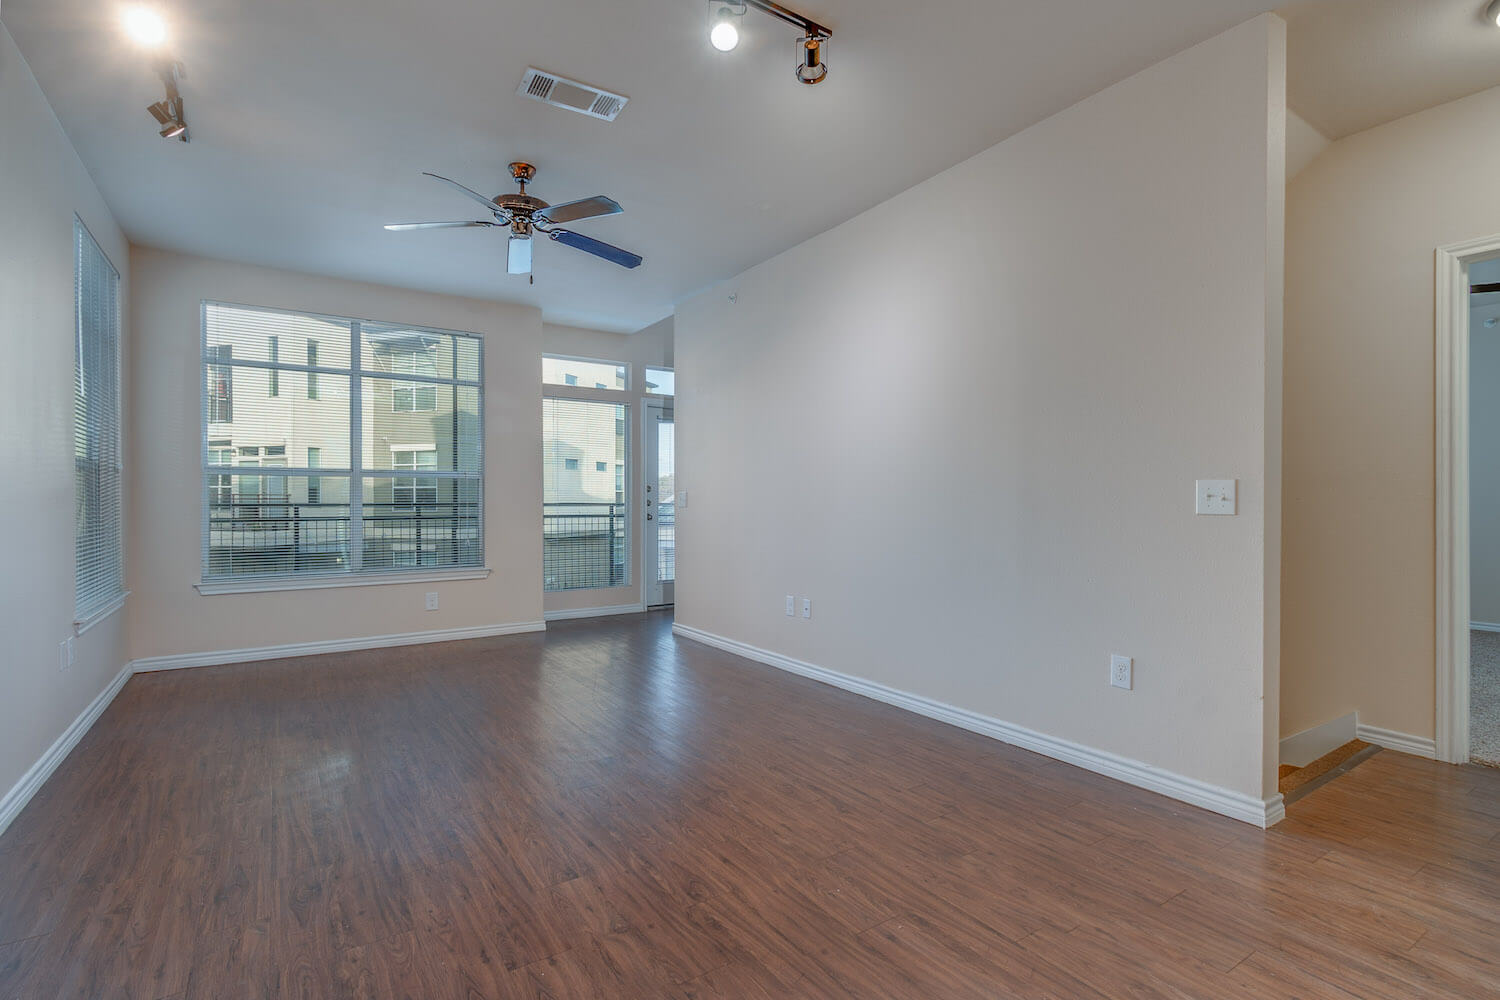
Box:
517;68;629;122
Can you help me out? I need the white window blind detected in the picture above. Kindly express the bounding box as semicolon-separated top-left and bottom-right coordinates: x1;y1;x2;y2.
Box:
74;219;124;623
202;302;483;580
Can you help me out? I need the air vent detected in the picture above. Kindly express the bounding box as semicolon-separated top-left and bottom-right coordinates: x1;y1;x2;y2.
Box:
517;68;629;122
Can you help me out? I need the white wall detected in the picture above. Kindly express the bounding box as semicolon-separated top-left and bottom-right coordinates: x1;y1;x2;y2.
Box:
0;23;132;808
542;317;673;617
1281;82;1500;743
675;15;1286;809
127;249;544;660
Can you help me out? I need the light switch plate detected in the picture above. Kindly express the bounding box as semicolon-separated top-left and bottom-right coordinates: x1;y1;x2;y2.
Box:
801;598;811;619
785;595;795;617
1195;479;1237;515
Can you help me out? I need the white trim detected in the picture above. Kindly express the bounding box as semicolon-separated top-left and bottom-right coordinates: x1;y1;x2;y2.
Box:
544;602;647;621
1279;711;1357;768
1472;621;1500;633
0;662;133;837
672;624;1284;828
1357;722;1438;760
132;620;545;672
74;590;129;635
195;567;492;595
1435;237;1500;764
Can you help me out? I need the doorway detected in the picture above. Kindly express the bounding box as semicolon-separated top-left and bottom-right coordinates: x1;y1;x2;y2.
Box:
644;399;675;607
1436;236;1500;765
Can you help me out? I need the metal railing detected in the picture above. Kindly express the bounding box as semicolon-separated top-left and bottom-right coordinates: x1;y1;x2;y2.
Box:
207;498;480;576
544;501;627;591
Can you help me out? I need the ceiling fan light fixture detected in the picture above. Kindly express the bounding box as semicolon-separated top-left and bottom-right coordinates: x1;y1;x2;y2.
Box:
710;4;743;51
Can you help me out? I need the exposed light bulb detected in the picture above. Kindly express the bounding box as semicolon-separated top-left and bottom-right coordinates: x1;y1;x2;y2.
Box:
710;15;740;52
122;6;168;47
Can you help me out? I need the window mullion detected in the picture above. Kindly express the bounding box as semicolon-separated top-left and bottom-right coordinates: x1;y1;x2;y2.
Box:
349;321;364;573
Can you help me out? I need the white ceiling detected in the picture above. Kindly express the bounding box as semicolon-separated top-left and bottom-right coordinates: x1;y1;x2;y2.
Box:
1283;0;1500;141
5;0;1292;331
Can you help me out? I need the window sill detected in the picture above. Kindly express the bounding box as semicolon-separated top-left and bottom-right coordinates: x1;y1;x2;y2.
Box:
195;568;491;596
75;591;129;636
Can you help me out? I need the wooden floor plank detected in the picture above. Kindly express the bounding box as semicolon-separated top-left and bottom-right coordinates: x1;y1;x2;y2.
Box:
2;610;1500;997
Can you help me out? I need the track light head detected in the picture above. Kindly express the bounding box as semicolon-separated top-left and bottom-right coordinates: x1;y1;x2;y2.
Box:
795;34;827;84
709;3;743;51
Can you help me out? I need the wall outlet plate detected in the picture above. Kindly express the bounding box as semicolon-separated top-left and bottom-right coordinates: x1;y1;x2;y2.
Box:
1110;654;1133;690
785;595;795;617
1195;479;1237;515
425;592;439;611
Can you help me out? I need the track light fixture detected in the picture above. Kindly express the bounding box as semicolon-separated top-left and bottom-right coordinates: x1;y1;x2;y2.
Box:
707;0;832;84
146;60;189;142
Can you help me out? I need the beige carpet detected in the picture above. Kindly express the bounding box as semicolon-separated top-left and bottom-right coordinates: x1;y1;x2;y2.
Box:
1471;629;1500;766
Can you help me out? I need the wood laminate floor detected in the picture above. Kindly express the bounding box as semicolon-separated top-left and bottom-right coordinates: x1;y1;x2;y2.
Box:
3;611;1500;998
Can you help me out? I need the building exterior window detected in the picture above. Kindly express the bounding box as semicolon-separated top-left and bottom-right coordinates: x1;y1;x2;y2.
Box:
596;461;607;471
393;449;439;508
202;302;483;580
74;219;124;622
564;458;579;471
268;335;279;396
207;345;233;422
306;339;319;399
306;446;322;505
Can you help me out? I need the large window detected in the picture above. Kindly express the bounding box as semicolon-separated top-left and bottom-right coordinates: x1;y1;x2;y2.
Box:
74;219;124;623
543;397;628;591
202;302;483;580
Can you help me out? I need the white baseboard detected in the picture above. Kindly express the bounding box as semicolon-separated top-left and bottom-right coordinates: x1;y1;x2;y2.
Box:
0;662;134;838
544;603;646;622
131;620;547;673
1356;722;1438;759
1471;621;1500;633
1280;711;1358;768
671;623;1284;829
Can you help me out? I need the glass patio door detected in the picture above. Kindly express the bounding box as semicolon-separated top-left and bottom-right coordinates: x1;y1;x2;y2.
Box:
644;401;675;607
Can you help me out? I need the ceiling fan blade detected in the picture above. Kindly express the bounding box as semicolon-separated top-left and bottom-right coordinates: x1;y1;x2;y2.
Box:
422;172;511;217
549;229;643;269
508;235;533;275
536;196;623;225
383;221;498;231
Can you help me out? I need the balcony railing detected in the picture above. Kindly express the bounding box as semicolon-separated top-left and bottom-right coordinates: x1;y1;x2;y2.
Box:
207;498;480;576
544;501;627;591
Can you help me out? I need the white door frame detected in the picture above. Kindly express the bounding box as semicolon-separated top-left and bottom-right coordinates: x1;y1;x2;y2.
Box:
642;398;674;607
1435;235;1500;764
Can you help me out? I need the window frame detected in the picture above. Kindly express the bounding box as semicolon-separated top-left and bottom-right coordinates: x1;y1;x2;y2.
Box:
198;300;487;590
73;217;126;629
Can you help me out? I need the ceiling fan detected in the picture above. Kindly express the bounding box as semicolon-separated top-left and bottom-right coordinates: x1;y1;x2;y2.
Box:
384;162;643;278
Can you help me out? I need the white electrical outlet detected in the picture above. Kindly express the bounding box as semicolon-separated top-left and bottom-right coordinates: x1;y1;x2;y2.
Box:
1110;654;1133;690
425;592;439;611
801;598;812;619
1195;479;1237;515
785;595;795;617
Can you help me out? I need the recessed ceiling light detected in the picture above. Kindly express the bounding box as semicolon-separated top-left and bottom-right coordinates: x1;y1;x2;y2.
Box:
122;6;168;48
